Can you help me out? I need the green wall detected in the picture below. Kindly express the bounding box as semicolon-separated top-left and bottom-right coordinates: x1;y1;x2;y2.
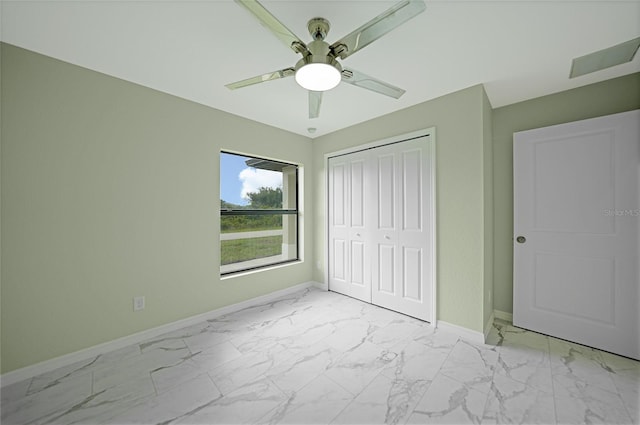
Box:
0;43;314;373
492;72;640;314
0;42;4;372
482;88;494;331
313;84;494;333
6;39;635;374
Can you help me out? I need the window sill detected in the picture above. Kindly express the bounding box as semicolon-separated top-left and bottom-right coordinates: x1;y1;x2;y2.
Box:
220;259;302;280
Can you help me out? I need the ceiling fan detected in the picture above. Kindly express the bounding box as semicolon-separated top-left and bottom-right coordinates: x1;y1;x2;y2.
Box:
226;0;426;119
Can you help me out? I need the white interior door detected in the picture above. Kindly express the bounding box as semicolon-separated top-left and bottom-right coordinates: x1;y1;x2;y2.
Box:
328;150;370;302
328;135;434;322
514;109;639;360
370;138;432;321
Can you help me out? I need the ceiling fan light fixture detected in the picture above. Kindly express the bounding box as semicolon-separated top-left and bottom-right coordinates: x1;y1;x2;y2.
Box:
295;62;342;91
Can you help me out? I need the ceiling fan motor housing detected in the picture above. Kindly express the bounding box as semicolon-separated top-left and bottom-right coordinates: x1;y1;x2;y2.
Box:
294;39;342;74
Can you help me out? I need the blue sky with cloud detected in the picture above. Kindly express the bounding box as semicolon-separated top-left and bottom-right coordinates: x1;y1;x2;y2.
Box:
220;153;282;206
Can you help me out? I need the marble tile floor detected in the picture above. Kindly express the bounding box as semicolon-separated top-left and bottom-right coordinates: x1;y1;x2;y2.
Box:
1;287;638;424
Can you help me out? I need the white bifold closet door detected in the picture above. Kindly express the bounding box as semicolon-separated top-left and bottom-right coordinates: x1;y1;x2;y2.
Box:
328;136;433;321
328;149;371;302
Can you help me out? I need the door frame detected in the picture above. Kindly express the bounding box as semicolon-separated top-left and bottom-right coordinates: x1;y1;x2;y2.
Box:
324;128;437;324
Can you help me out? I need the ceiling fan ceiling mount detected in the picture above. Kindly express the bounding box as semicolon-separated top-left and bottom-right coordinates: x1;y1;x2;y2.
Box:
307;17;331;41
226;0;426;119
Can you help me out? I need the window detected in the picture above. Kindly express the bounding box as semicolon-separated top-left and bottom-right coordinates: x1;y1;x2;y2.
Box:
220;152;299;275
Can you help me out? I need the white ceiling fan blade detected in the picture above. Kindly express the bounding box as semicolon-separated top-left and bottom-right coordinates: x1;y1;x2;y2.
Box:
330;0;425;60
309;91;323;119
226;68;295;90
341;68;406;99
234;0;308;54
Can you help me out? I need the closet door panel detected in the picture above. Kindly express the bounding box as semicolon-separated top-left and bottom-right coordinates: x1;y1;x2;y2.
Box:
332;239;346;281
372;138;431;321
351;240;365;286
349;155;369;293
402;149;422;231
371;146;401;305
328;152;371;302
377;244;396;294
403;246;422;301
328;158;350;293
377;154;396;230
350;159;366;228
331;163;347;226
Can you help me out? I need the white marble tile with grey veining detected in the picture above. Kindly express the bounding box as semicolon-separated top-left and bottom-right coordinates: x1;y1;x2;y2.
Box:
1;378;32;406
331;373;430;425
190;340;243;371
139;331;193;354
482;372;556;424
323;340;400;396
322;318;380;352
406;373;488;424
366;318;426;349
381;340;450;383
361;304;415;328
1;373;92;425
439;339;499;394
4;287;639;425
600;351;640;424
266;341;343;394
175;376;287;424
412;326;460;352
258;374;352;425
219;290;319;328
489;321;549;353
142;319;238;358
494;343;553;394
25;344;141;397
208;345;295;395
280;318;341;355
150;357;207;395
101;373;222;425
228;305;324;354
553;384;633;425
38;374;155;425
92;341;192;393
549;338;619;395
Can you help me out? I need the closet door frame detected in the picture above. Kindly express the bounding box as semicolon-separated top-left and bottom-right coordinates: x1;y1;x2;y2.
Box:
324;128;437;325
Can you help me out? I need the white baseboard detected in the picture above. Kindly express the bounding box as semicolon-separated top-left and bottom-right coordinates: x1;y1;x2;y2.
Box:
0;281;315;387
494;310;513;323
436;320;485;345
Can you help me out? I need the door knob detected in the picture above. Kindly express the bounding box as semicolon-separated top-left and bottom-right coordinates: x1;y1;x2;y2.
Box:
385;236;391;240
516;236;526;244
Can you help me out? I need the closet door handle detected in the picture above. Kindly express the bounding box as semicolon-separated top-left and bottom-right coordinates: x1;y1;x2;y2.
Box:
356;233;361;237
385;235;391;240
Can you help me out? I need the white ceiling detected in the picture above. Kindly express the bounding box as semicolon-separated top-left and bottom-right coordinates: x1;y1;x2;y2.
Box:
2;0;639;138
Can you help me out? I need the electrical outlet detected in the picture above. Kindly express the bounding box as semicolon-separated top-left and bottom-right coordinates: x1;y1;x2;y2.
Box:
133;296;145;312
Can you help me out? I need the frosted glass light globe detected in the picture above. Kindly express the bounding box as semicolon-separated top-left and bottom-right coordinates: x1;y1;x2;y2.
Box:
295;63;341;91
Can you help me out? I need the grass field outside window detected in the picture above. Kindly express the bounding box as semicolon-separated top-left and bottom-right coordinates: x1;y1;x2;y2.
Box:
220;235;282;265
